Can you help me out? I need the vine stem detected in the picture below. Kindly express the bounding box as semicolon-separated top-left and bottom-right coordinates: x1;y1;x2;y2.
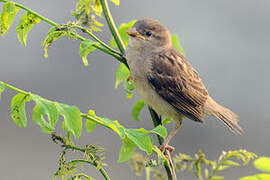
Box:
100;0;125;55
0;0;124;63
99;0;177;179
67;159;111;180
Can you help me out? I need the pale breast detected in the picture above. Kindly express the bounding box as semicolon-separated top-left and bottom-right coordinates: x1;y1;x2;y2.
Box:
126;47;181;121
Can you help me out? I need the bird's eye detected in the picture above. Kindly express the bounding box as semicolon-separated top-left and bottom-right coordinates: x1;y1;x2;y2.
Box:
145;31;152;37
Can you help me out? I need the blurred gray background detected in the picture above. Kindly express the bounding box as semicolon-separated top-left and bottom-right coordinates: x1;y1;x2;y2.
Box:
0;0;270;179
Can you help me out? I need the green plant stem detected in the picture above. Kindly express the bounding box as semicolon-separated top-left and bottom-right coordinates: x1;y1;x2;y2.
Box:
145;167;151;180
71;24;121;56
98;0;176;178
0;0;124;63
68;159;111;180
100;0;125;55
0;0;57;26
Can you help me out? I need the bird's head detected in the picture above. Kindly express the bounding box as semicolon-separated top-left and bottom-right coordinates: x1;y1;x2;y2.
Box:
126;18;172;51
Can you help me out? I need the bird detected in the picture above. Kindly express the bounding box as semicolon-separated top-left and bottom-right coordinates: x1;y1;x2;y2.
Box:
125;18;243;152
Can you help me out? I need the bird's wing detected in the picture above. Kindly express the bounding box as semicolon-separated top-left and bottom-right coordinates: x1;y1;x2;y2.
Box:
147;49;208;122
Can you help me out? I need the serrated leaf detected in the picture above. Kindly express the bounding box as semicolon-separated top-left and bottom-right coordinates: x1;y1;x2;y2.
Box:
0;1;19;36
115;63;130;88
118;137;136;163
131;100;145;121
79;39;98;66
85;119;97;133
171;34;186;57
151;125;167;138
0;82;5;101
56;103;82;139
110;20;137;48
254;157;270;172
42;27;68;58
31;94;59;133
162;117;172;125
110;0;120;6
16;12;40;46
209;176;224;180
10;93;30;127
125;129;152;155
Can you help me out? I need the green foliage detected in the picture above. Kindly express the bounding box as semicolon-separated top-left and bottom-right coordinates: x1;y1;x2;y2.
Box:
173;149;257;180
0;81;5;101
253;157;270;172
79;39;99;66
162;117;172;125
114;63;130;88
171;34;186;57
132;99;145;121
10;93;30;127
110;20;137;48
31;94;59;133
16;12;40;45
118;137;137;163
72;0;109;31
42;25;78;58
239;157;270;180
52;133;105;180
0;1;19;36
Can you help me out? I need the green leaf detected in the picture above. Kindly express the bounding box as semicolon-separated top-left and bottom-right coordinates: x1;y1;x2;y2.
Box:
110;0;120;6
209;176;224;180
0;1;19;36
110;20;137;48
31;94;59;133
216;165;230;171
171;34;186;57
0;82;5;101
76;0;91;15
162;117;172;125
255;174;270;180
254;157;270;172
93;0;102;17
118;137;136;163
16;12;40;46
131;100;145;121
125;129;152;155
101;117;126;139
239;176;259;180
221;160;240;166
56;103;82;139
123;79;135;98
42;26;70;58
85;119;97;133
10;93;30;127
151;125;167;138
115;63;130;88
79;39;98;66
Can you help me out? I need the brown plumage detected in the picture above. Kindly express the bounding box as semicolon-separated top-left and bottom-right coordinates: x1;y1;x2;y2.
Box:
126;18;243;151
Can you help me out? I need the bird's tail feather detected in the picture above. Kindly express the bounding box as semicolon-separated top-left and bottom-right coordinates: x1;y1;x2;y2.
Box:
203;97;243;135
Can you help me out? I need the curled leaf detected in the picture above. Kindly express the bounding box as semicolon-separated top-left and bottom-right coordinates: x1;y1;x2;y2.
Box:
10;93;30;127
79;39;99;66
132;100;145;121
16;12;40;46
0;1;19;36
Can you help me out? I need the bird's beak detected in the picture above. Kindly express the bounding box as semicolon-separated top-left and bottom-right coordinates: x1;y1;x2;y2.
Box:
126;28;145;40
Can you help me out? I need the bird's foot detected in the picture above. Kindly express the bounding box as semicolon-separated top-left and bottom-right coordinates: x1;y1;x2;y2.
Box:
160;144;175;154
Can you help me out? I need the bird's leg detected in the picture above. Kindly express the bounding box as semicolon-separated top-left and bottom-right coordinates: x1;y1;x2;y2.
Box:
161;119;182;153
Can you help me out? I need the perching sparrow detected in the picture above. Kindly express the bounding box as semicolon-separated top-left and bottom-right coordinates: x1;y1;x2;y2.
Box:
125;18;243;152
126;19;242;150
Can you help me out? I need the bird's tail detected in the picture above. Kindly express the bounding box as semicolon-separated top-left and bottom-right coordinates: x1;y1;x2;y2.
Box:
203;97;243;135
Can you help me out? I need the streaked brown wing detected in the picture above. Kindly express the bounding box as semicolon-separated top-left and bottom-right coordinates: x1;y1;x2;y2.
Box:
147;48;208;122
